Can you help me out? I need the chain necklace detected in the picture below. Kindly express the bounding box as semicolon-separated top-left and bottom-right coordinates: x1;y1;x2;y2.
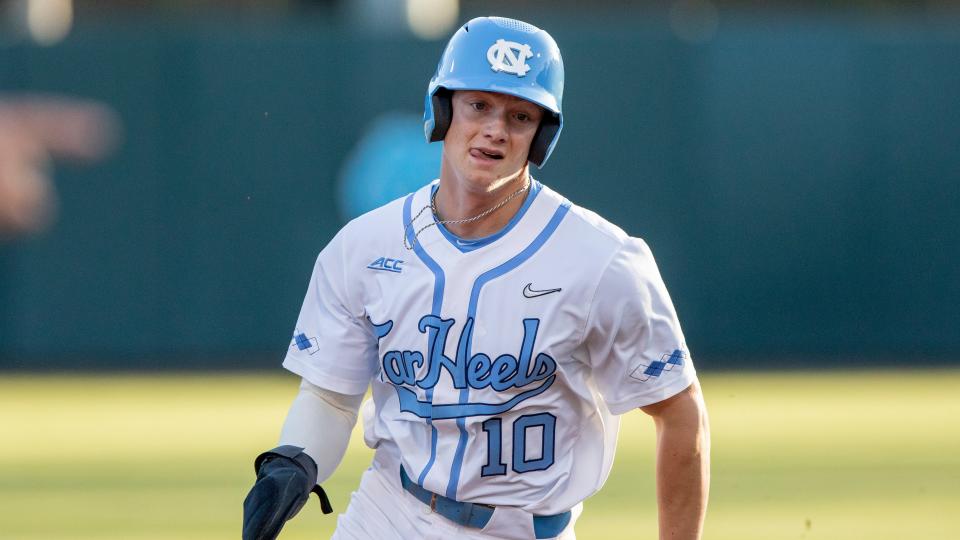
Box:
403;178;531;250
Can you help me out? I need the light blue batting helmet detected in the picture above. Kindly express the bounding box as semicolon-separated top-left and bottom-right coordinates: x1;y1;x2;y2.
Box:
423;16;565;168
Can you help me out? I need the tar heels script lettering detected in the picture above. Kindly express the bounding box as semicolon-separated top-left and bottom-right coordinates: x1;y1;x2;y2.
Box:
377;316;557;420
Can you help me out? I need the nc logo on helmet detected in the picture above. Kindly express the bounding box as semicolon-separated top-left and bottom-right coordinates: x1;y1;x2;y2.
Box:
487;39;533;77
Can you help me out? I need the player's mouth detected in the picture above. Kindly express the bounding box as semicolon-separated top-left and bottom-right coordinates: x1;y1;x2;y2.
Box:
470;147;504;161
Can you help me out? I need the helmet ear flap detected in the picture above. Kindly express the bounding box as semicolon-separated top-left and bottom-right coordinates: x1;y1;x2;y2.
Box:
528;114;560;168
429;88;453;142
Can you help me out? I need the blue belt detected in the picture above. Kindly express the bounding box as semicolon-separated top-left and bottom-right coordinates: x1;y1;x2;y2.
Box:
399;467;572;539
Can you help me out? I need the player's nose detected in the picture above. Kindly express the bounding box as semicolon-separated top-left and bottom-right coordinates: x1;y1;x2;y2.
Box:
481;113;508;143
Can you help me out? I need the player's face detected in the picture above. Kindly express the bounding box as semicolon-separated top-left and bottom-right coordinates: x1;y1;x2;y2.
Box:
441;90;545;190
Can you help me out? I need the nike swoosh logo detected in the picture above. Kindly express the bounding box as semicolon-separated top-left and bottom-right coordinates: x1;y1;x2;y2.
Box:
523;283;562;298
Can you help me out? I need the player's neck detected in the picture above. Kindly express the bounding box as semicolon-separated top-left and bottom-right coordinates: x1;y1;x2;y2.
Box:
434;167;531;239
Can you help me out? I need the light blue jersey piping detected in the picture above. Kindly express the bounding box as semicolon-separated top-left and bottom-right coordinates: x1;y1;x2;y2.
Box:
433;180;543;253
444;200;572;500
403;193;445;485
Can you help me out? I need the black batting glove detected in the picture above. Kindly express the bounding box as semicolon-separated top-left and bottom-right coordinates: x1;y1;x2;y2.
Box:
242;445;333;540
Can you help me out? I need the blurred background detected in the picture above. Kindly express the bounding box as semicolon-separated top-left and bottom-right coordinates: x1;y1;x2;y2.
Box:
1;1;958;539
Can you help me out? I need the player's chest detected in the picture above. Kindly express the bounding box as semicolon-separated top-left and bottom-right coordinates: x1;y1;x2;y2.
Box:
361;250;594;370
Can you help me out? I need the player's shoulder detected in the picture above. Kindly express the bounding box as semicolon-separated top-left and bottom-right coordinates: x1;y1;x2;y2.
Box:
539;183;647;258
341;190;415;235
537;184;663;297
314;182;432;274
335;181;433;244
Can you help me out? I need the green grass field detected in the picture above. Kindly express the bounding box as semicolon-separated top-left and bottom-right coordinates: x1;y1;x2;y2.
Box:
1;370;958;539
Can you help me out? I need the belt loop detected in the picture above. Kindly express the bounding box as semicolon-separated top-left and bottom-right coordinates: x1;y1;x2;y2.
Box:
430;492;438;513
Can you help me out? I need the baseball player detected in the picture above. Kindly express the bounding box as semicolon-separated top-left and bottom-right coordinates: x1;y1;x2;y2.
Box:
243;16;710;540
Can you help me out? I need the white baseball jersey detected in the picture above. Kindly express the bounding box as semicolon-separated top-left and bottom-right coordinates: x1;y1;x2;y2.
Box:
283;180;696;516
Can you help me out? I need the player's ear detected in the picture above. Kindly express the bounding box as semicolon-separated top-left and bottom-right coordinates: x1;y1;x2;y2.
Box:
430;88;453;142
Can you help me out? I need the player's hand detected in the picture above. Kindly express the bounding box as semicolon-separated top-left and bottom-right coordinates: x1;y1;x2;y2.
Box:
242;445;331;540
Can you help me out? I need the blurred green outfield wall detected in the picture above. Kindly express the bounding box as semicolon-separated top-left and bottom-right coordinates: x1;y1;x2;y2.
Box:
1;13;958;369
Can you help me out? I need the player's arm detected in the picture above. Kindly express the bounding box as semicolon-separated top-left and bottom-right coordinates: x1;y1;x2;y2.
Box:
640;380;710;540
242;379;364;540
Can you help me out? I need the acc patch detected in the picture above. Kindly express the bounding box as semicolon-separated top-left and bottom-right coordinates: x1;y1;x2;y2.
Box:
629;349;687;383
367;257;404;273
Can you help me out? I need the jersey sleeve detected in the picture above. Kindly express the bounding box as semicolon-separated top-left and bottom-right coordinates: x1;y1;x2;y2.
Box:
282;228;379;395
582;237;697;415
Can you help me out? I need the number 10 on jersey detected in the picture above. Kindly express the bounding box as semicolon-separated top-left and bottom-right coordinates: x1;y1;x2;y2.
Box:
481;413;557;476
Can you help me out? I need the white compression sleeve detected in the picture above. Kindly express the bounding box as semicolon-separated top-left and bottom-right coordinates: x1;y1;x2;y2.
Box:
278;379;364;484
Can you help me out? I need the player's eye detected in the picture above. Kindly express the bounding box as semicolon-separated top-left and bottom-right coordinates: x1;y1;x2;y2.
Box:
515;112;531;122
470;102;487;112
